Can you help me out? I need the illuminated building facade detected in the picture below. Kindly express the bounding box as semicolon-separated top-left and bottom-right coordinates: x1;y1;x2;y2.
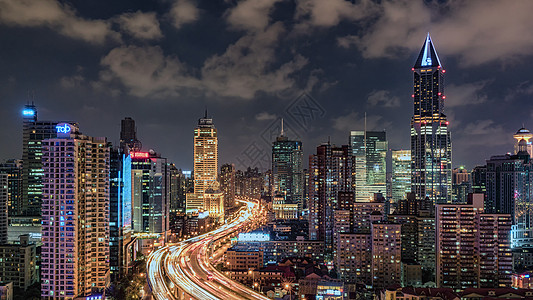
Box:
436;194;512;289
21;103;77;216
371;222;402;290
109;149;135;281
411;34;452;204
350;131;387;202
308;143;354;256
272;123;304;215
186;111;218;213
131;151;170;241
391;150;411;202
0;174;7;244
219;163;236;211
0;160;22;217
41;124;110;299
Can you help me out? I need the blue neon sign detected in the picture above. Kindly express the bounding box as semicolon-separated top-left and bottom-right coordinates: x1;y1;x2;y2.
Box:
22;109;35;116
56;123;71;134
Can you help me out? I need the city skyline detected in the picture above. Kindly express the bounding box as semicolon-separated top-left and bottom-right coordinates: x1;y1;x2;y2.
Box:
1;1;533;171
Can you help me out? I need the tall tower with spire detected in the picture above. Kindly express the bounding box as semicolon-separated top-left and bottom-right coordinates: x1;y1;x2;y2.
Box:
186;110;219;213
410;34;452;204
271;118;304;216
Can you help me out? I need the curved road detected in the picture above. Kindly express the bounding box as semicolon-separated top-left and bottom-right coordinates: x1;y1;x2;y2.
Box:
148;199;270;300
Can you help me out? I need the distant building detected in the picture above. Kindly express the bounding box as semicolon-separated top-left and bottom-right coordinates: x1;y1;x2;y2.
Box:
131;151;170;241
391;150;411;203
272;120;304;215
187;110;218;213
452;167;471;204
0;160;22;217
0;175;7;244
350;131;387;202
219;164;236;211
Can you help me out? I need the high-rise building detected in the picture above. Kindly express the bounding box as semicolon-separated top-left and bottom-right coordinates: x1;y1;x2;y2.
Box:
0;174;7;244
41;123;110;298
471;165;487;194
0;235;37;291
0;160;22;217
350;131;387;202
309;143;354;256
514;128;533;158
219;164;236;211
272;121;304;215
452;167;472;204
109;149;135;281
186;111;218;213
436;194;512;290
119;117;141;152
21;103;77;216
410;34;452;204
235;167;263;200
131;151;170;240
391;150;411;202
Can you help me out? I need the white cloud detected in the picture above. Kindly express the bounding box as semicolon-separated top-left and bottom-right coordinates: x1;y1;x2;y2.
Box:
225;0;282;32
294;0;377;33
169;0;199;29
337;0;533;66
98;45;200;98
117;11;162;40
98;23;307;100
200;22;308;99
445;81;489;107
0;0;118;44
255;112;277;121
367;90;400;107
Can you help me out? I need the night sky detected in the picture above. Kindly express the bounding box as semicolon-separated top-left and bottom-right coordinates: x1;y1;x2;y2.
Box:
1;0;532;171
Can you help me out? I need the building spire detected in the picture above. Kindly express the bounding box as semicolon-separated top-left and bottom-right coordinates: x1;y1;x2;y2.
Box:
414;33;442;68
204;106;208;119
280;118;284;137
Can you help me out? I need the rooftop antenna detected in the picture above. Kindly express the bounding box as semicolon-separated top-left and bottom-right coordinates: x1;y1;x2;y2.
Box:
204;106;208;118
364;112;367;156
280;118;284;137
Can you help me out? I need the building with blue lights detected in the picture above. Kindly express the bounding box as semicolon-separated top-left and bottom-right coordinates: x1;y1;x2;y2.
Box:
21;103;77;217
410;34;452;204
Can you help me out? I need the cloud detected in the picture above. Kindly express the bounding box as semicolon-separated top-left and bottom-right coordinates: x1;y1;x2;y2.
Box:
455;119;510;147
337;0;533;66
294;0;377;33
0;0;118;44
504;81;533;102
255;112;277;121
169;0;199;29
117;11;162;40
200;22;308;99
98;23;307;99
225;0;282;32
98;45;200;98
367;90;400;107
332;111;391;132
445;81;489;107
60;74;85;89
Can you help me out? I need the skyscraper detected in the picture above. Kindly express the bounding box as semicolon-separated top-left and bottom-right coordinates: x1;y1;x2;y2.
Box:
350;131;387;202
308;143;354;256
485;129;533;248
109;149;135;281
131;151;170;240
272;120;304;215
41;123;109;298
186;111;218;213
120;117;141;152
391;150;411;202
219;163;236;211
21;103;77;216
410;34;452;204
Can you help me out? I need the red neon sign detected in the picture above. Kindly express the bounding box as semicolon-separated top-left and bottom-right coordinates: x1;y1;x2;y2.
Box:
130;152;149;159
